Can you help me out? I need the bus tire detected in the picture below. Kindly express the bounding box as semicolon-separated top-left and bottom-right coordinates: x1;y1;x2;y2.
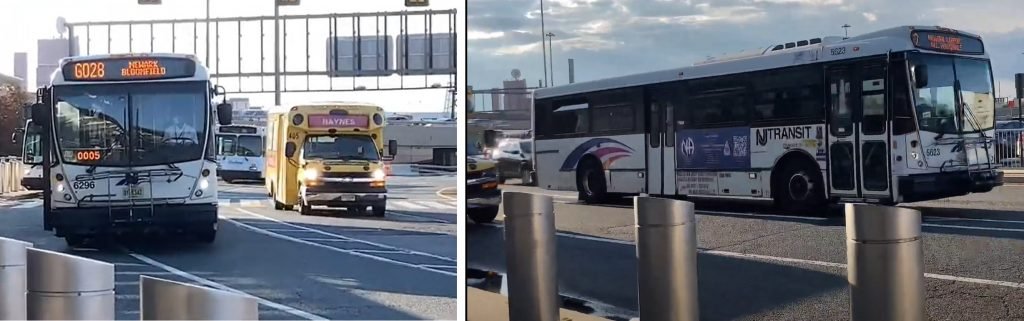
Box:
468;206;499;224
64;235;86;248
274;201;285;210
774;160;826;214
298;198;313;215
372;204;387;217
196;228;216;244
576;157;608;204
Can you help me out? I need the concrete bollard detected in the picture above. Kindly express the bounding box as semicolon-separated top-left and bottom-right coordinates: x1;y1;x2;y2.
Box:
26;248;115;320
846;203;925;321
502;192;558;321
141;276;259;320
634;196;699;321
0;238;31;320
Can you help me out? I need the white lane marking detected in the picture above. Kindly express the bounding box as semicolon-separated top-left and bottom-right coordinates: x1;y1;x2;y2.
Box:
922;223;1024;233
116;271;181;276
353;249;405;254
299;238;355;242
925;216;1024;225
421;201;453;209
240;199;264;207
392;201;428;210
116;294;140;300
386;211;451;224
128;252;328;320
263;228;311;233
113;262;149;267
218;199;231;207
420;264;456;269
115;281;140;286
12;200;42;208
233;208;456;263
436;187;456;201
482;224;1024;290
223;210;456;277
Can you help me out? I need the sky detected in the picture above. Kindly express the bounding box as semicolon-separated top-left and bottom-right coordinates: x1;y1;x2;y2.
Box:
468;0;1024;100
0;0;463;113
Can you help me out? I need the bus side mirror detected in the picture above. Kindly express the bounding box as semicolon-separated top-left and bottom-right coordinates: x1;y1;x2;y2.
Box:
914;65;928;88
483;130;497;148
285;142;296;158
30;103;45;126
217;103;232;125
388;140;398;156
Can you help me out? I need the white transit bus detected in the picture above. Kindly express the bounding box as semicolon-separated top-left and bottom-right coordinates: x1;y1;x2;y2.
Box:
532;26;1002;211
215;125;265;183
31;53;232;246
18;119;45;190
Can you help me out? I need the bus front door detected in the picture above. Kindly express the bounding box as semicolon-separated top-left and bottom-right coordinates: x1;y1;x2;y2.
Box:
826;62;892;201
646;91;676;196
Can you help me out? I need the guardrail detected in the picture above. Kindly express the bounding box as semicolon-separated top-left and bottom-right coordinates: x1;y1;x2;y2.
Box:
499;192;927;321
0;157;23;195
995;128;1024;168
0;236;260;320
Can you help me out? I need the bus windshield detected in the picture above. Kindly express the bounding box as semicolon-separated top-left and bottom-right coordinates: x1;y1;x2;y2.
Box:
53;81;208;166
302;135;379;161
217;134;263;157
23;123;42;164
910;54;995;135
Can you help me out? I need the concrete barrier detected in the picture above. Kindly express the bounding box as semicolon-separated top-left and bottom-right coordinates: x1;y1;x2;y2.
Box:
140;276;258;320
0;237;31;320
26;248;115;320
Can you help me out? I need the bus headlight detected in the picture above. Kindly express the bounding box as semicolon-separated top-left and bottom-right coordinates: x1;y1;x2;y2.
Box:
199;178;209;190
303;169;319;181
56;183;64;193
371;169;386;180
911;152;919;160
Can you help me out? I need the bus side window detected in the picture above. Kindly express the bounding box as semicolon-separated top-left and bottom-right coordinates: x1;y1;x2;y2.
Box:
890;60;916;135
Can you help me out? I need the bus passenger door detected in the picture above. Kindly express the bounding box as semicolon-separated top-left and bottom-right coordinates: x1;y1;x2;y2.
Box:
646;97;665;195
826;63;892;200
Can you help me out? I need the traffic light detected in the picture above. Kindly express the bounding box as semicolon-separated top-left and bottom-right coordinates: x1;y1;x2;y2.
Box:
276;0;300;5
405;0;428;7
137;0;161;4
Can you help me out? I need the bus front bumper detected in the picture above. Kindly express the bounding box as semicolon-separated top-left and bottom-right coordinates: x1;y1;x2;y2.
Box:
50;203;217;236
21;177;44;190
301;185;387;207
219;170;263;181
899;169;1003;202
466;178;501;209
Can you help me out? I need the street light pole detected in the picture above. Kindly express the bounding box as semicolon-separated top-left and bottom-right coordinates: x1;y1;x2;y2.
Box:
546;32;555;86
274;3;281;106
206;0;210;67
539;0;548;87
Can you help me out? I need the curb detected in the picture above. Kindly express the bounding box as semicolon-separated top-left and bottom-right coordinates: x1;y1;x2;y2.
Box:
0;190;42;201
1005;175;1024;184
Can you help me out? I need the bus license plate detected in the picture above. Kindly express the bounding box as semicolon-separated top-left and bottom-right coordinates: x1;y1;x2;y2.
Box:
123;186;145;198
340;195;356;201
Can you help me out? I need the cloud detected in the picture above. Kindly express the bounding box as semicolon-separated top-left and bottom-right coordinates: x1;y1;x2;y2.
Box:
469;0;1024;93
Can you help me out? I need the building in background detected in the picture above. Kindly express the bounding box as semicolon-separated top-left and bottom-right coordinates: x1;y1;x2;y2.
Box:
36;38;75;88
501;78;529;111
13;53;27;90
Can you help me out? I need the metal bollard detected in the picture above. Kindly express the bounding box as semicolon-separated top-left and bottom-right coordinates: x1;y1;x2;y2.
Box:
26;248;115;320
846;203;925;321
0;238;31;320
141;276;259;320
634;196;700;321
502;192;558;321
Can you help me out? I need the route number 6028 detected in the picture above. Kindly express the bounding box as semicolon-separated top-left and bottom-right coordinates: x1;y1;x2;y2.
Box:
72;181;95;190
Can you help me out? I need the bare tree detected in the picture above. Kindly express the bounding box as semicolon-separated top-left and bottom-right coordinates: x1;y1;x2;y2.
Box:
0;84;28;156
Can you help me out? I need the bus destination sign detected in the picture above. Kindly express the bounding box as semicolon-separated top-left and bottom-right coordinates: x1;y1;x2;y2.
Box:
911;30;984;55
62;57;196;81
309;115;369;128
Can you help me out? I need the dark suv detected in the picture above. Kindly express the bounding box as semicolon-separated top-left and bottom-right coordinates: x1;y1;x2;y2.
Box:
495;140;536;186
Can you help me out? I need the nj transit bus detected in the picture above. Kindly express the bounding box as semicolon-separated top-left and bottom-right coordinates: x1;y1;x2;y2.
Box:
531;26;1001;212
216;125;266;183
30;53;233;246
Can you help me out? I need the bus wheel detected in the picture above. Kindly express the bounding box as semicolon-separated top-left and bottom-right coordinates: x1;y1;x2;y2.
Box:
468;207;499;224
274;201;285;210
576;158;608;204
196;227;216;244
775;162;825;214
298;199;313;216
64;235;87;248
372;204;387;217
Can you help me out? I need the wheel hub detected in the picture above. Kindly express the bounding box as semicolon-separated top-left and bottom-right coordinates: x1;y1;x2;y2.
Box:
788;173;813;201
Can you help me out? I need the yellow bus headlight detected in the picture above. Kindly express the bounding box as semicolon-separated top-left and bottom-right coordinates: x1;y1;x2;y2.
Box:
371;169;386;180
302;169;319;181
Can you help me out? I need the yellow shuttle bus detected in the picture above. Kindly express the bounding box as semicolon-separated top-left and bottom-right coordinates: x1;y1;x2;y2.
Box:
266;103;397;216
